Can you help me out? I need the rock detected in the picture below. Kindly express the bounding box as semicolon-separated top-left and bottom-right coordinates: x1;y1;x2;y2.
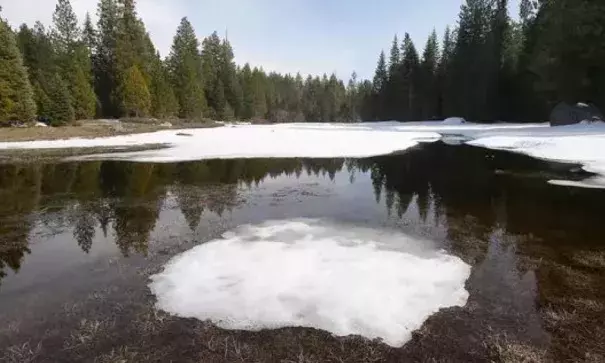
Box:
160;122;173;128
442;117;466;125
550;102;603;126
34;122;48;127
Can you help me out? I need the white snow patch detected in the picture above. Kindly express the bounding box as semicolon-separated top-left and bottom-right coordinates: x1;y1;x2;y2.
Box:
0;124;442;162
468;123;605;189
548;177;605;189
148;219;471;347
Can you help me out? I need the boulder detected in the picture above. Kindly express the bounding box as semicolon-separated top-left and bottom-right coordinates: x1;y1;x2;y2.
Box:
550;102;603;126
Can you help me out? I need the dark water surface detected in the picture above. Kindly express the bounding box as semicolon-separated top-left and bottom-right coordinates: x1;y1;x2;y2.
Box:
0;143;604;362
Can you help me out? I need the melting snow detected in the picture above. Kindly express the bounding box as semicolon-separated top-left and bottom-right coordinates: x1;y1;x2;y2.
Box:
1;121;604;189
0;123;440;162
468;123;605;188
148;219;471;347
0;121;547;163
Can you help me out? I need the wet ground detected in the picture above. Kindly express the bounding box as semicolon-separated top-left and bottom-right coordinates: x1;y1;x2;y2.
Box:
0;142;604;362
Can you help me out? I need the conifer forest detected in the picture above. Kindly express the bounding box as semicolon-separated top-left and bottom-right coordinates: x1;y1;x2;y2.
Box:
1;0;604;125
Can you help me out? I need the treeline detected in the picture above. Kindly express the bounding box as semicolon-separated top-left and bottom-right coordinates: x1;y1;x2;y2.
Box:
2;0;604;125
366;0;605;122
0;0;365;126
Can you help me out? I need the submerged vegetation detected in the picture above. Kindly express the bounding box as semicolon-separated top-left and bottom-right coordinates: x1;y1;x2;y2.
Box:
1;145;604;361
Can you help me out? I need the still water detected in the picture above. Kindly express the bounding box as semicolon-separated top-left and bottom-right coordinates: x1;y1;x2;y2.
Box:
0;143;603;362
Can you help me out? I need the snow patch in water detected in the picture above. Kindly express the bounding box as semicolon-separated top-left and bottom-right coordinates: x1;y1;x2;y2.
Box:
148;219;471;347
468;125;605;189
548;177;605;189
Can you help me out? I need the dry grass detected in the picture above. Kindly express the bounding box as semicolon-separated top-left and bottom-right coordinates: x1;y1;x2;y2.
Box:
64;318;115;351
1;342;42;363
94;346;142;363
0;144;167;164
572;251;605;269
488;335;547;363
0;119;220;142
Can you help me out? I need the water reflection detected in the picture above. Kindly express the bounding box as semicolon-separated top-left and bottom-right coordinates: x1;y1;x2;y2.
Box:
1;144;604;287
0;158;351;283
1;144;604;360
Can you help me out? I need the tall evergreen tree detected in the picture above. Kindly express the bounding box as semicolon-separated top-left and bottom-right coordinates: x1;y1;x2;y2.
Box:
385;35;402;119
52;0;96;120
251;67;268;119
438;26;455;117
82;12;96;53
149;53;178;118
420;30;440;119
0;18;37;124
200;32;223;118
239;63;255;119
167;17;207;119
401;33;420;120
51;0;79;55
17;22;56;117
46;72;74;125
122;65;150;117
95;0;119;117
220;38;243;118
113;0;154;117
450;0;494;120
372;50;388;120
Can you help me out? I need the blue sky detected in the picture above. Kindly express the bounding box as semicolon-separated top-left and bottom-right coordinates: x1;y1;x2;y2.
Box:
3;0;520;80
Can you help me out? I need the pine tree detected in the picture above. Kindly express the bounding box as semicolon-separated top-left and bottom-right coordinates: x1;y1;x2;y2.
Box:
51;0;79;56
251;67;267;119
0;19;37;124
345;72;359;121
200;32;223;118
420;30;440;119
122;65;150;117
82;12;96;53
401;33;420;120
113;0;154;117
71;65;97;119
385;35;402;119
438;26;455;117
167;17;207;119
16;23;56;117
388;35;400;76
95;0;119;117
212;77;227;119
372;50;388;120
221;39;243;118
450;0;493;120
149;53;178;118
52;0;96;120
46;73;74;125
239;63;255;119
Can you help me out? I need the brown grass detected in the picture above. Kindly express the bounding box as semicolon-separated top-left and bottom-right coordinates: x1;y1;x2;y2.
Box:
1;342;42;363
0;119;220;142
0;144;168;164
487;335;547;363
